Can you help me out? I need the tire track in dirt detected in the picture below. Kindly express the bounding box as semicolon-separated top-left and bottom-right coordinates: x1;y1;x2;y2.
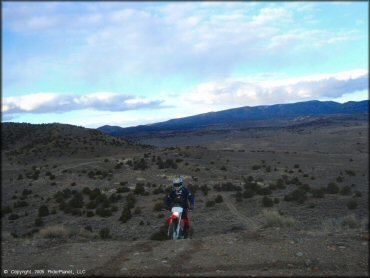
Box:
88;241;160;276
224;197;262;231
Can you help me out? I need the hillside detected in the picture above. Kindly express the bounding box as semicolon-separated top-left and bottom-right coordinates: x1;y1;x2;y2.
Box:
98;100;369;136
1;117;368;276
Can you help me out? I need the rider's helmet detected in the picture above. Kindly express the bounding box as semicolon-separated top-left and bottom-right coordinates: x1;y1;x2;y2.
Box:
173;176;184;193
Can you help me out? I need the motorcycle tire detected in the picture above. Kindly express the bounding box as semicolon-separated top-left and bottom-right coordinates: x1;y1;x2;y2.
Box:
168;221;178;240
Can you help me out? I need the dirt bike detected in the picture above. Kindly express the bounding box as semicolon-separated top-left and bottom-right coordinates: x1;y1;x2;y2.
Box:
165;206;188;240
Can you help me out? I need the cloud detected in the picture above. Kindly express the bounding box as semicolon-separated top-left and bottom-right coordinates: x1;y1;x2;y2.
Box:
3;92;165;114
184;70;368;107
4;2;364;88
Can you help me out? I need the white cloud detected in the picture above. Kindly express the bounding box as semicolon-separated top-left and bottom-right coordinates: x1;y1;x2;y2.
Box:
3;92;165;115
183;70;369;107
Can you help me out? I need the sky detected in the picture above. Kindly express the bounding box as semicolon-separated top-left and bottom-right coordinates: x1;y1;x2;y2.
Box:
2;1;369;128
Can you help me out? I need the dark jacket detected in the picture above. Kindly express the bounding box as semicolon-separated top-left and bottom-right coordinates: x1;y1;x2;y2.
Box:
166;186;194;210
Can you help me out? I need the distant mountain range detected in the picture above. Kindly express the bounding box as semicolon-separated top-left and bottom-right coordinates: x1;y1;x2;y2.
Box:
98;100;369;137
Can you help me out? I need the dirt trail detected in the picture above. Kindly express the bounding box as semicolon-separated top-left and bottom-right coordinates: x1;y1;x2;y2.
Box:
224;197;262;231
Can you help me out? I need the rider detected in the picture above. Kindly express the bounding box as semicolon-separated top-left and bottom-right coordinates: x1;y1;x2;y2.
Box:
165;176;194;238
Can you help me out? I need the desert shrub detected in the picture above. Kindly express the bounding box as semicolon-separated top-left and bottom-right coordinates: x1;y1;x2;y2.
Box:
326;182;339;194
255;186;272;196
354;191;362;197
341;215;360;229
34;217;43;227
215;195;223;203
22;189;32;196
311;188;325;198
89;188;101;200
126;193;136;209
70;182;76;186
274;198;280;204
243;189;254;199
68;192;84;208
251;165;261;170
134;183;146;195
262;196;274;207
1;206;12;217
294;164;300;168
200;185;210;196
150;224;168;241
99;227;111;239
153;186;164;195
82;187;91;195
235;191;243;202
39;225;69;239
8;214;19;220
86;201;97;209
86;211;94;217
153;202;163;212
347;200;357;210
220;166;227;171
116;187;130;193
206;200;215;207
215;182;240;192
263;210;295;227
133;158;149;170
284;188;307;204
340;185;352;196
95;207;112;217
134;207;142;215
109;193;121;203
13;200;29;208
345;170;356;176
38;205;50;217
336;176;344;183
84;225;93;232
119;206;132;223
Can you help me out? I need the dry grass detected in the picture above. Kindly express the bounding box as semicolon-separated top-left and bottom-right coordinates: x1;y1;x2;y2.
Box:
39;225;69;239
262;210;295;228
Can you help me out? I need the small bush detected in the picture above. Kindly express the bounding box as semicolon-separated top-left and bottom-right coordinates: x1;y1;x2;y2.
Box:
311;188;325;198
284;188;307;204
133;183;146;195
326;182;339;194
8;214;19;220
134;207;142;215
345;170;356;176
235;191;243;202
119;206;132;223
35;217;43;227
263;210;295;228
243;189;254;199
153;202;163;212
340;185;352;196
215;195;223;203
341;215;360;229
99;227;110;239
206;200;215;207
95;207;112;217
86;211;94;217
39;225;69;239
347;200;357;210
262;196;274;207
150;224;168;241
354;191;362;197
126;193;136;209
38;205;50;217
116;187;130;193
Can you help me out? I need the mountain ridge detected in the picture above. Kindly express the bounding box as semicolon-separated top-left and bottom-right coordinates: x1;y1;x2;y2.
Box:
98;100;369;136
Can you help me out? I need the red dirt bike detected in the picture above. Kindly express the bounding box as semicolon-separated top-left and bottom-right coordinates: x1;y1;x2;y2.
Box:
165;206;191;240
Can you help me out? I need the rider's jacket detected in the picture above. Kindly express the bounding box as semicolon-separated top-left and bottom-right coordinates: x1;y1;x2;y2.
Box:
166;187;194;210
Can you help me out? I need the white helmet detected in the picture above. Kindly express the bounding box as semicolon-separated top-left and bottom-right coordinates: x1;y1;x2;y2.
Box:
173;177;183;192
